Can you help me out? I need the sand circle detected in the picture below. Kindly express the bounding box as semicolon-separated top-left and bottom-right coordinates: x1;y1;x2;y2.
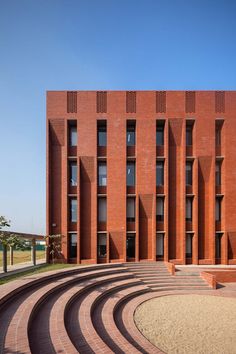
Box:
134;294;236;354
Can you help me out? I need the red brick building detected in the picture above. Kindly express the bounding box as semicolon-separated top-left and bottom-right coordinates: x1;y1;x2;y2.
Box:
47;90;236;265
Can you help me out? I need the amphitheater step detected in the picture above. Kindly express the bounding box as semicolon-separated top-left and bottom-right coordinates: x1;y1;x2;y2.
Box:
0;262;214;354
150;285;211;291
141;279;208;285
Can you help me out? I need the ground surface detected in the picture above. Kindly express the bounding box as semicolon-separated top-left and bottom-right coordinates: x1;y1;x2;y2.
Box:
134;294;236;354
0;250;45;265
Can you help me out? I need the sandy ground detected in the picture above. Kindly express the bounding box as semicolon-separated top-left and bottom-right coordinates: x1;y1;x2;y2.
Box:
134;294;236;354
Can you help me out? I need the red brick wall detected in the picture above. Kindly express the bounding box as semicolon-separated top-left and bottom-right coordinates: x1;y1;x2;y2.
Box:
47;90;236;264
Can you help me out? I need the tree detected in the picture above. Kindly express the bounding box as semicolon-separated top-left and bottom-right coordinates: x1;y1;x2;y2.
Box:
0;216;10;229
44;234;62;264
0;216;27;249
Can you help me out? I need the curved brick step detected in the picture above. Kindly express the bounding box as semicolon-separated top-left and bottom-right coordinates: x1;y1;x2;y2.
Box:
149;285;211;291
116;287;218;353
140;277;207;282
115;292;165;354
141;279;208;285
128;271;169;276
0;262;213;354
137;275;206;280
28;269;130;354
91;285;149;353
0;264;124;353
59;275;139;354
115;291;181;354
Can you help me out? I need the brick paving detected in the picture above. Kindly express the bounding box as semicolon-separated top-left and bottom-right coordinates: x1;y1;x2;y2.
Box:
0;262;235;354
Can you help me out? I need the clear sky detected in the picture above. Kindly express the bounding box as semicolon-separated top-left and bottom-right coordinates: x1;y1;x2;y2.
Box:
0;0;236;234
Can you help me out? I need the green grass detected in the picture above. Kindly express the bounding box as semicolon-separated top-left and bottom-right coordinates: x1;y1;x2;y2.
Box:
0;263;79;285
0;250;46;266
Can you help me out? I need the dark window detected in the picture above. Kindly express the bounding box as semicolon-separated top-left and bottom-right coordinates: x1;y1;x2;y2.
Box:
98;123;107;146
98;233;107;257
216;161;221;186
156;197;164;221
69;162;77;186
127;162;135;186
215;198;221;221
186;234;192;258
215;233;222;259
156;233;164;257
98;198;107;222
127;122;135;146
98;162;107;186
127;234;135;258
70;199;77;222
186;125;193;146
156;161;164;186
69;126;77;146
216;125;221;146
186;162;192;186
69;233;77;258
186;198;192;221
127;197;135;222
156;126;164;146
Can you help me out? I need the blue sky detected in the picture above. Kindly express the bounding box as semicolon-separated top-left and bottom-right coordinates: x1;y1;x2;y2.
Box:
0;0;236;234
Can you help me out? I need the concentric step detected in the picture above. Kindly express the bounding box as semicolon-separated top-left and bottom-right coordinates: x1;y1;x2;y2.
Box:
0;261;214;354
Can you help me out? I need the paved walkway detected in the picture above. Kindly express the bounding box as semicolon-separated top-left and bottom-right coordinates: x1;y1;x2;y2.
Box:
0;258;46;278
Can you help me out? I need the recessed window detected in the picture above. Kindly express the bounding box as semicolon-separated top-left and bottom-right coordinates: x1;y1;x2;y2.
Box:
215;233;222;259
98;233;107;257
69;233;77;258
216;161;221;186
70;198;77;222
127;197;135;222
98;198;107;222
215;124;221;146
186;124;193;146
127;162;135;186
215;197;221;221
69;162;77;186
156;161;164;186
156;233;164;257
156;122;164;146
186;162;193;186
98;162;107;186
186;198;192;221
127;121;136;146
156;197;164;221
98;122;107;146
126;234;135;258
186;234;192;258
69;125;77;147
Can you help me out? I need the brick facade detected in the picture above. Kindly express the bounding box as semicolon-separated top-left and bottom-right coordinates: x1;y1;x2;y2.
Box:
47;90;236;265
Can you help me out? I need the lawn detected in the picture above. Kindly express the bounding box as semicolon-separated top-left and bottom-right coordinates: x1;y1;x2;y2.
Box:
0;249;46;266
0;263;79;285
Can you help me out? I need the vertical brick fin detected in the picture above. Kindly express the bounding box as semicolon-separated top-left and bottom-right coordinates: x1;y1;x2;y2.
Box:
109;231;124;259
67;91;77;113
80;156;95;182
169;119;184;146
156;91;166;113
215;91;225;113
228;232;236;259
49;119;65;146
185;91;196;113
126;91;136;113
198;156;213;183
139;194;153;218
96;91;107;113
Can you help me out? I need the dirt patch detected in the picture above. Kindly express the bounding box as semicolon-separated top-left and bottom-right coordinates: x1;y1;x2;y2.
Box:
134;294;236;354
